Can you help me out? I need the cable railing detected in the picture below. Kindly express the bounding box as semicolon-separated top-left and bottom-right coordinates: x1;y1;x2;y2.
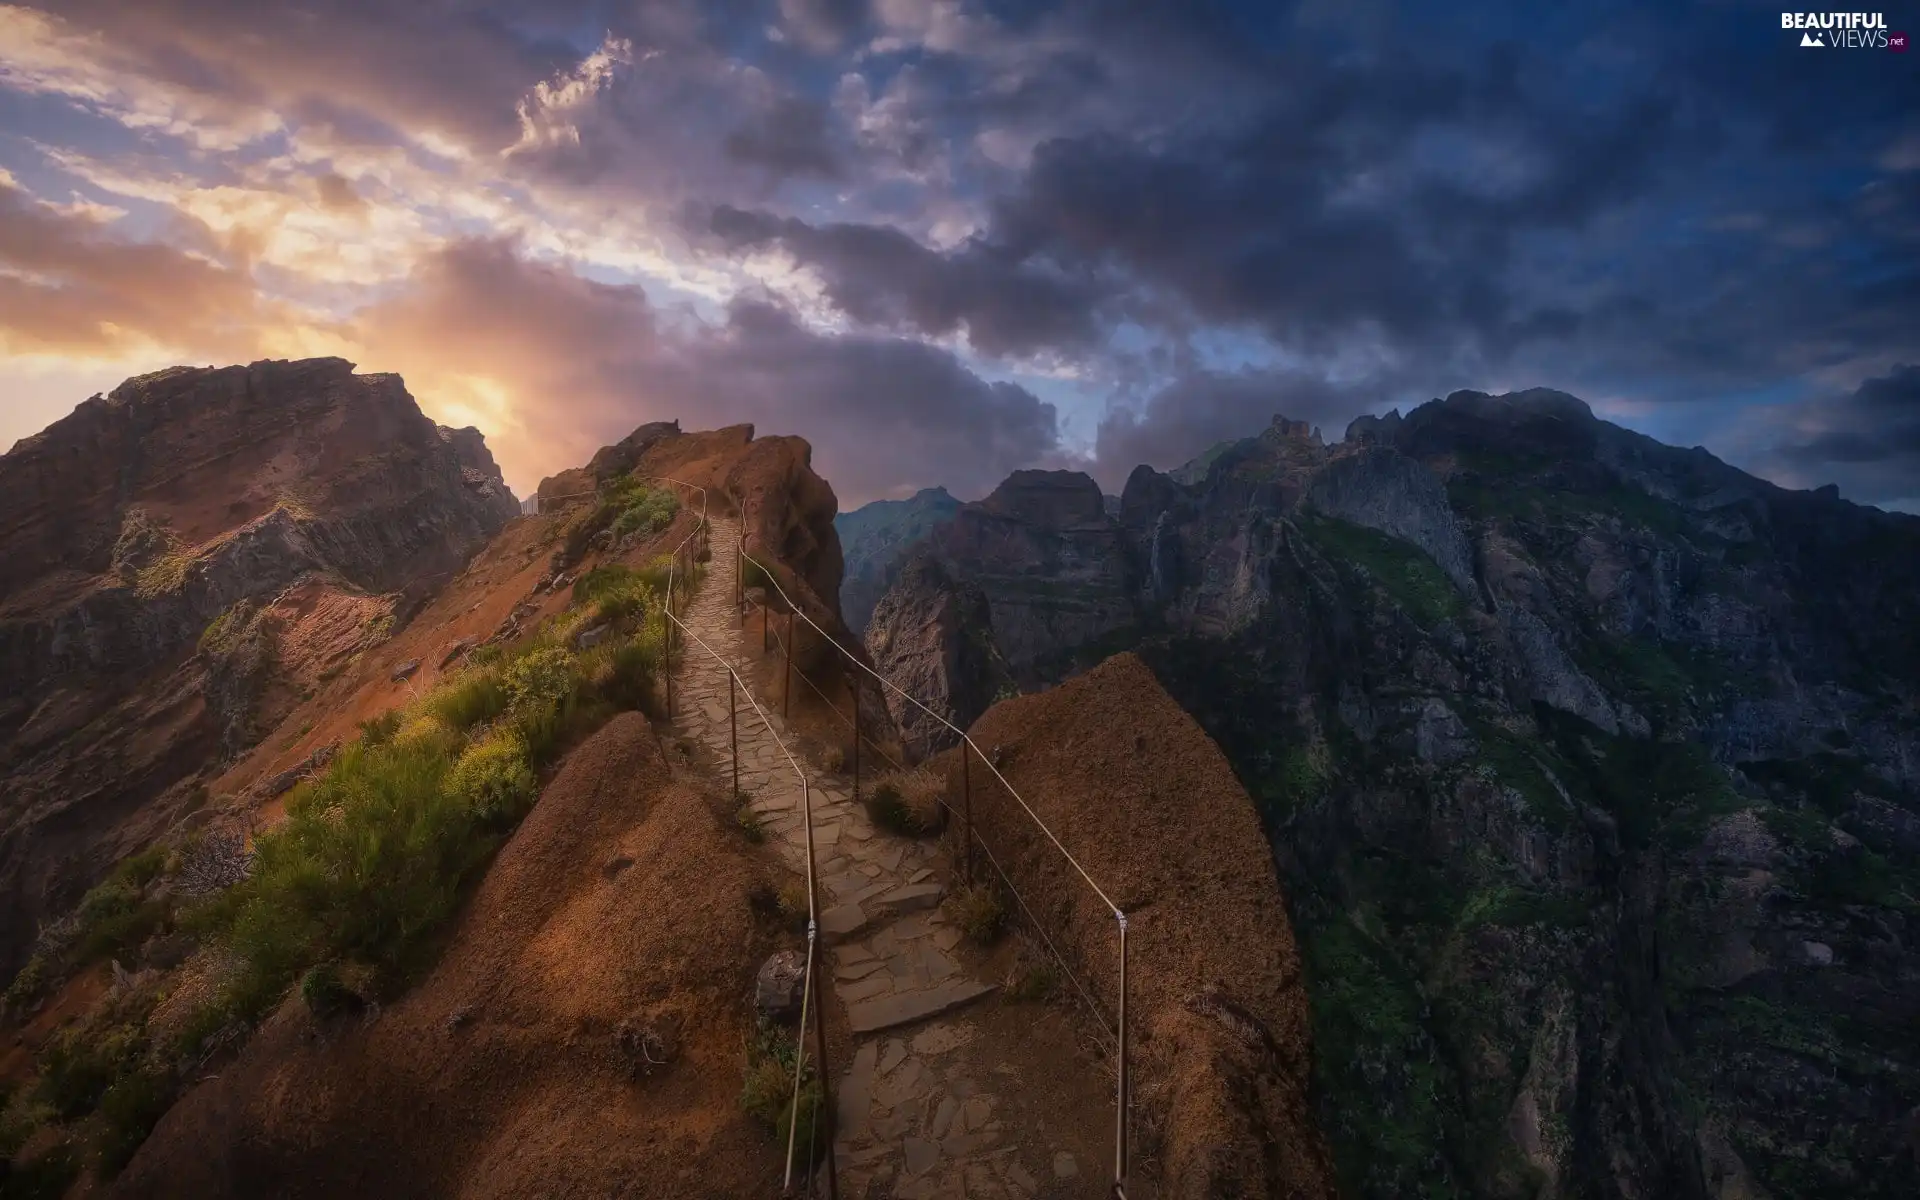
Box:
701;485;1136;1198
641;476;837;1197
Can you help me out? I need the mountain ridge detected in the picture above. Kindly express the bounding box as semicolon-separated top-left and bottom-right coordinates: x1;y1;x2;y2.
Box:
861;384;1920;1200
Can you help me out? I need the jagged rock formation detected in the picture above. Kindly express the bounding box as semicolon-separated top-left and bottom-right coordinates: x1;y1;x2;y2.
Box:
862;548;1009;758
834;485;960;635
0;358;518;979
863;470;1137;692
869;389;1920;1199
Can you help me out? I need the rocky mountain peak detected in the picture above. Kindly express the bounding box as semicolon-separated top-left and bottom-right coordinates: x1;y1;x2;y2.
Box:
977;469;1107;528
0;357;521;980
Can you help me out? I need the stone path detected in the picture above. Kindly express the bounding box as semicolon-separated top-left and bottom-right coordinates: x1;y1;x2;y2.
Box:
668;517;1084;1199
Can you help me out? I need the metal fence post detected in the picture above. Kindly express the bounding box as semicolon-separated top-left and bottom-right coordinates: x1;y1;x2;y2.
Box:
665;619;674;720
809;919;839;1200
851;674;861;808
784;610;794;719
1115;912;1130;1195
730;672;739;800
962;742;974;883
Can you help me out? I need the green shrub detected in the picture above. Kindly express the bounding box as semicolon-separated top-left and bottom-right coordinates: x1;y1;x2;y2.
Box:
736;805;766;844
299;962;358;1019
3;1143;80;1199
94;1066;175;1177
38;1023;144;1120
598;637;661;712
0;1086;53;1159
504;646;581;716
358;709;403;746
445;732;538;827
740;1023;829;1165
3;953;50;1013
391;713;464;757
415;669;509;732
71;846;173;964
947;884;1007;944
863;782;922;836
572;564;662;626
213;733;480;1020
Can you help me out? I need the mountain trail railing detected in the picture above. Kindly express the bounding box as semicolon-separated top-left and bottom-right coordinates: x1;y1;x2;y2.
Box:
649;476;1135;1198
648;478;837;1198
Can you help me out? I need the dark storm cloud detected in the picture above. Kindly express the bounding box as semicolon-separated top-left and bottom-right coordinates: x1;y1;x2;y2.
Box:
10;0;1920;509
777;0;871;51
982;65;1690;357
723;96;844;179
353;238;1061;505
707;204;1109;356
1091;368;1406;489
1770;366;1920;505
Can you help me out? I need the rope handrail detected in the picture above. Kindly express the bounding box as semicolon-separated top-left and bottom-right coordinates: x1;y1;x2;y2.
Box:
641;474;832;1192
736;539;1124;920
764;619;908;776
650;473;1132;1193
762;618;1115;1041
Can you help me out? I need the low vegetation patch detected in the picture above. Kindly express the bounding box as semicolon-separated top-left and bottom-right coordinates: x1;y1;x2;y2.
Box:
946;883;1008;944
1298;513;1467;628
863;780;923;836
740;1021;829;1166
1004;960;1058;1003
603;475;680;539
735;803;767;844
183;577;669;1039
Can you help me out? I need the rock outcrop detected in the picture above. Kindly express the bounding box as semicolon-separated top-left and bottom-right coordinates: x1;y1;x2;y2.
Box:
868;388;1920;1199
863;470;1138;695
863;548;1008;758
0;358;518;979
834;486;960;635
950;654;1338;1199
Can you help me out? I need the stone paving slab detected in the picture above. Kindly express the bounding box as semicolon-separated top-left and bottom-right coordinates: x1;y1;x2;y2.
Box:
847;980;997;1034
665;515;1041;1199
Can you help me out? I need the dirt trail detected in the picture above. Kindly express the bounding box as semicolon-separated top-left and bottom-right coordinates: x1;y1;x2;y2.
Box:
670;515;1116;1199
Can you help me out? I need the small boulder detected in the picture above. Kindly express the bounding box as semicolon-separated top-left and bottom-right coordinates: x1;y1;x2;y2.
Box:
438;638;472;668
575;624;612;650
754;949;808;1023
391;660;421;683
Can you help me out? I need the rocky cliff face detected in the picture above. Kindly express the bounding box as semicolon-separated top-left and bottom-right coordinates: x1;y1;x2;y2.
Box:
863;548;1010;758
868;389;1920;1200
862;470;1139;693
0;358;518;979
835;486;961;635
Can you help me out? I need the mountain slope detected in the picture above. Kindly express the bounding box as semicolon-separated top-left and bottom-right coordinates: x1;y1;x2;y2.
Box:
0;358;518;982
868;390;1920;1199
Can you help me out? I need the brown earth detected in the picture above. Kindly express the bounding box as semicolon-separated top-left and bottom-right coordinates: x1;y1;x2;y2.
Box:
113;712;791;1199
942;652;1338;1199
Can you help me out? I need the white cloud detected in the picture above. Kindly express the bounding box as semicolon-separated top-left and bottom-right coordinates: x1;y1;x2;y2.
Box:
507;33;635;155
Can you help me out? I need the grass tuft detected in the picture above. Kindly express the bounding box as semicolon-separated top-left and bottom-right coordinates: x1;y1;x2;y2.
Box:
863;781;923;836
947;884;1007;944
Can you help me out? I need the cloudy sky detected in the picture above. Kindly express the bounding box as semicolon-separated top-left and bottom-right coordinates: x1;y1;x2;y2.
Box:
0;1;1916;510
